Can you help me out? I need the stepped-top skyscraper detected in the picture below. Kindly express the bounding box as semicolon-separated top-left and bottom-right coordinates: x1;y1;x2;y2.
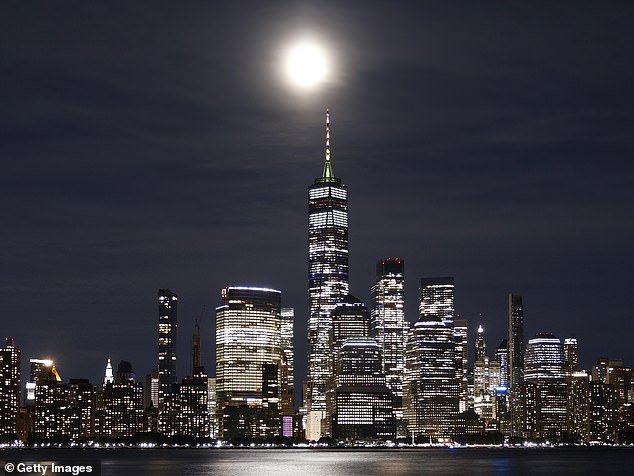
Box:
307;109;349;440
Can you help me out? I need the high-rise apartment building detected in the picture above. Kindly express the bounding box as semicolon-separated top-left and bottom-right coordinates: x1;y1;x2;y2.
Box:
370;258;407;407
307;109;349;440
158;288;178;435
0;338;20;437
67;379;96;441
508;293;524;387
215;286;283;439
95;361;144;438
158;289;178;394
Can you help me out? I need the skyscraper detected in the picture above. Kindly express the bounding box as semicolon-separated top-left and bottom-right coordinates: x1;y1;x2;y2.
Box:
563;337;579;375
215;286;283;439
453;318;469;413
280;307;295;435
495;339;510;388
158;289;178;396
158;288;178;435
370;258;407;405
404;280;458;440
0;338;20;438
404;318;459;440
524;333;568;438
508;293;524;387
332;338;395;440
307;109;349;440
331;295;370;360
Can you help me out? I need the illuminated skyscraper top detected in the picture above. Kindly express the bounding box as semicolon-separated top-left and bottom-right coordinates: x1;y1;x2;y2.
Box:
419;277;455;324
103;358;114;387
307;109;349;440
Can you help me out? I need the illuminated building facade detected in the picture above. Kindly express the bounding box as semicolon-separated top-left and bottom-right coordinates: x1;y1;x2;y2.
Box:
404;318;459;440
176;322;210;439
588;381;619;443
524;333;568;438
158;288;178;435
473;326;501;426
495;339;509;388
331;295;370;361
510;381;538;439
606;362;632;407
280;307;295;432
327;295;370;434
29;358;68;439
404;278;459;440
27;358;62;406
567;372;591;442
215;286;282;439
0;338;20;438
332;338;395;440
143;369;159;410
178;375;210;439
95;361;144;438
508;293;524;388
307;109;349;440
453;319;469;413
419;277;455;325
370;258;407;426
67;379;95;440
103;359;114;386
34;381;71;439
563;338;579;375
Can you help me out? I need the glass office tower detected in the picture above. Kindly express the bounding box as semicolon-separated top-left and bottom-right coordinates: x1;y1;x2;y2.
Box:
307;109;349;440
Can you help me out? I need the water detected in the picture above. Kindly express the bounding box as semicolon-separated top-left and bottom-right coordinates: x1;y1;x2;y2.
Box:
1;447;632;476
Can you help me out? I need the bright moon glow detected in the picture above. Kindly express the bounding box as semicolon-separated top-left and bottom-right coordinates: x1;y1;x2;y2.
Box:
286;42;328;88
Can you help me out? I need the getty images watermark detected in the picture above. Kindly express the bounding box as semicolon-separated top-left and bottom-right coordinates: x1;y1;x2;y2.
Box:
4;461;100;476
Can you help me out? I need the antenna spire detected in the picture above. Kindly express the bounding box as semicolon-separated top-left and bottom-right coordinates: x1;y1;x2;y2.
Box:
322;108;335;181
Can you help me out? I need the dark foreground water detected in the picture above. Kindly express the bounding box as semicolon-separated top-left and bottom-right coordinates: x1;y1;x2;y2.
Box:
2;447;633;476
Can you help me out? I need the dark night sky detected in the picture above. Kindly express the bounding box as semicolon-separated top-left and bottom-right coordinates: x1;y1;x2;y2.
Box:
2;2;633;390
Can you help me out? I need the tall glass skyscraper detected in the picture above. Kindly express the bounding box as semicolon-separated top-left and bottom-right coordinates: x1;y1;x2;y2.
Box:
524;333;568;438
404;318;459;440
215;286;282;438
371;258;407;399
307;109;349;440
508;293;524;387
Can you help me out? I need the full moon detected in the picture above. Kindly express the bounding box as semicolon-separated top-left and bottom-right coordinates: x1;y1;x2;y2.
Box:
286;42;328;88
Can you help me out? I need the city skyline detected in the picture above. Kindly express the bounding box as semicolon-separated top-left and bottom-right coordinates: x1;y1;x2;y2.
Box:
2;1;634;390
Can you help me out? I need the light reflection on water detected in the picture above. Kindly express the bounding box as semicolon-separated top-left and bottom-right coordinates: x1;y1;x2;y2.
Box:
2;447;631;476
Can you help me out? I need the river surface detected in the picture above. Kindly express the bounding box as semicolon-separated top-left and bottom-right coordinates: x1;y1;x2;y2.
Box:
1;447;633;475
